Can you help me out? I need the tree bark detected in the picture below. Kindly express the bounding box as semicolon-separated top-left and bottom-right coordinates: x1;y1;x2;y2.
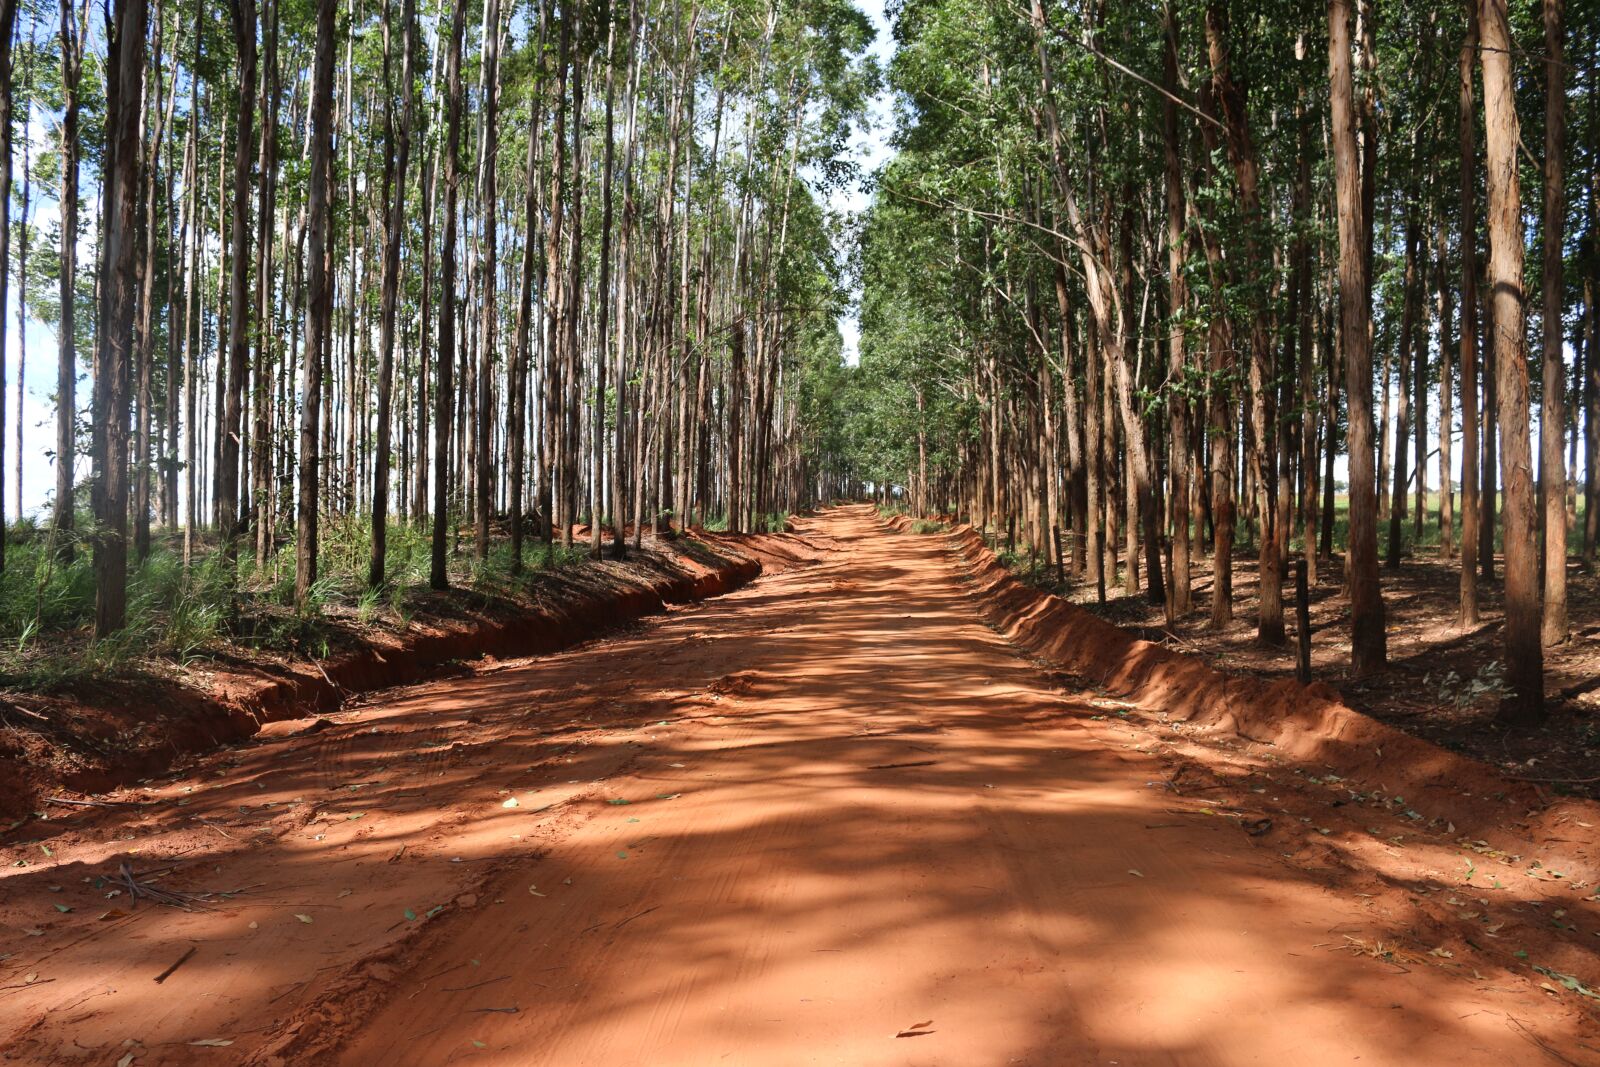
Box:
472;0;500;563
1206;1;1279;642
0;0;18;572
430;0;464;589
94;0;147;634
1481;0;1542;721
369;0;417;586
1387;197;1420;567
1458;0;1481;623
295;0;335;608
52;0;82;561
219;0;256;555
1539;0;1567;645
1329;0;1385;675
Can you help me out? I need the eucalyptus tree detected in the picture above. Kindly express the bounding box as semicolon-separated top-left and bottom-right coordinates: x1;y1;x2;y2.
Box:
853;0;1592;706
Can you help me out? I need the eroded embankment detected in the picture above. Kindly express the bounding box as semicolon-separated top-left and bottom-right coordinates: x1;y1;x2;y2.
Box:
0;530;827;820
899;514;1600;883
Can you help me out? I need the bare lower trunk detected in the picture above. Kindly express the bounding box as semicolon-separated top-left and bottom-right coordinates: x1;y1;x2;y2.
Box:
1481;0;1541;721
1329;0;1385;675
1539;0;1568;646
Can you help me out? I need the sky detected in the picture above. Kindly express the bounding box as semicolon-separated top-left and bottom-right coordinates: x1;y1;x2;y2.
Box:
832;0;895;368
8;112;72;521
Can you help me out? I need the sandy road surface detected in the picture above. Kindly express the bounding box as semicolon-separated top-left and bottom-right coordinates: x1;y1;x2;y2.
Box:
2;506;1596;1065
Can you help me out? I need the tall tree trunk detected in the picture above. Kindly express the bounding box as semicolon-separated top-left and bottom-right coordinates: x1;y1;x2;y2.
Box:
13;51;26;529
52;0;82;561
249;0;275;566
472;0;500;563
181;18;200;565
369;0;417;586
611;0;640;560
1585;145;1599;567
1329;0;1385;675
509;0;547;571
561;27;584;549
1458;0;1481;623
592;1;617;557
1436;217;1456;559
1539;0;1567;645
219;0;255;559
430;0;463;588
296;0;335;608
1481;0;1541;721
1206;0;1279;642
1387;197;1420;567
94;0;147;634
0;0;18;573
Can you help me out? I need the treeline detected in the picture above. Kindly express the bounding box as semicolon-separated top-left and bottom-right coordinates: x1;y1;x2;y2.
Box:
853;0;1597;722
0;0;875;638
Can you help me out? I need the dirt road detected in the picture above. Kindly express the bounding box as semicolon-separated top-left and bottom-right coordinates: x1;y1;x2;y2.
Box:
3;506;1596;1065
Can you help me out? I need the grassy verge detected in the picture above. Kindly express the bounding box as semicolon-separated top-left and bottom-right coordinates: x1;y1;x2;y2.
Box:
0;517;608;692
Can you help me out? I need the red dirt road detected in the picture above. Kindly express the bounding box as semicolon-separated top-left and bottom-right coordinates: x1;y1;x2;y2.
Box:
3;506;1597;1065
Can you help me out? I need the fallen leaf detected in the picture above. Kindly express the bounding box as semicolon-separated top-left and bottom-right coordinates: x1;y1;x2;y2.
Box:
404;908;417;922
187;1038;234;1047
616;851;629;859
1533;965;1600;1001
1428;947;1454;959
99;909;128;921
23;973;39;984
295;914;313;924
53;904;72;913
607;798;630;806
501;797;520;809
1128;869;1144;878
528;886;545;897
116;1053;137;1067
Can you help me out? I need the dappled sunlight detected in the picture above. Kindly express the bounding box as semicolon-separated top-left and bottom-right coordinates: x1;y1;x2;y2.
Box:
2;508;1595;1065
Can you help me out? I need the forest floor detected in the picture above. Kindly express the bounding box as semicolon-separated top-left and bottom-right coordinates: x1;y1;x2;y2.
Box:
1009;536;1600;799
3;504;1600;1065
0;528;822;819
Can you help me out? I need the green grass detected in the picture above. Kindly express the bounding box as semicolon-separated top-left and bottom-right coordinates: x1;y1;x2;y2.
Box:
0;514;623;692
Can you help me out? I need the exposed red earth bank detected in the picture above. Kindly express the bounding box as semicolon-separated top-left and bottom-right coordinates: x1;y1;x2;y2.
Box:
0;530;821;820
3;505;1598;1065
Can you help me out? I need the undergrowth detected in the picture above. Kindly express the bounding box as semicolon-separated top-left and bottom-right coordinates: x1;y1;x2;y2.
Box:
0;514;624;692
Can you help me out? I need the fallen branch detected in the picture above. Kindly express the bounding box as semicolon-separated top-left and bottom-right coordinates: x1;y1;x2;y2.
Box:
118;861;209;911
442;975;510;993
153;946;197;984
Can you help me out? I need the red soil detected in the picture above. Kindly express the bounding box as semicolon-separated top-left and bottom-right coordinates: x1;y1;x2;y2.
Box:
0;530;824;820
2;506;1598;1065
